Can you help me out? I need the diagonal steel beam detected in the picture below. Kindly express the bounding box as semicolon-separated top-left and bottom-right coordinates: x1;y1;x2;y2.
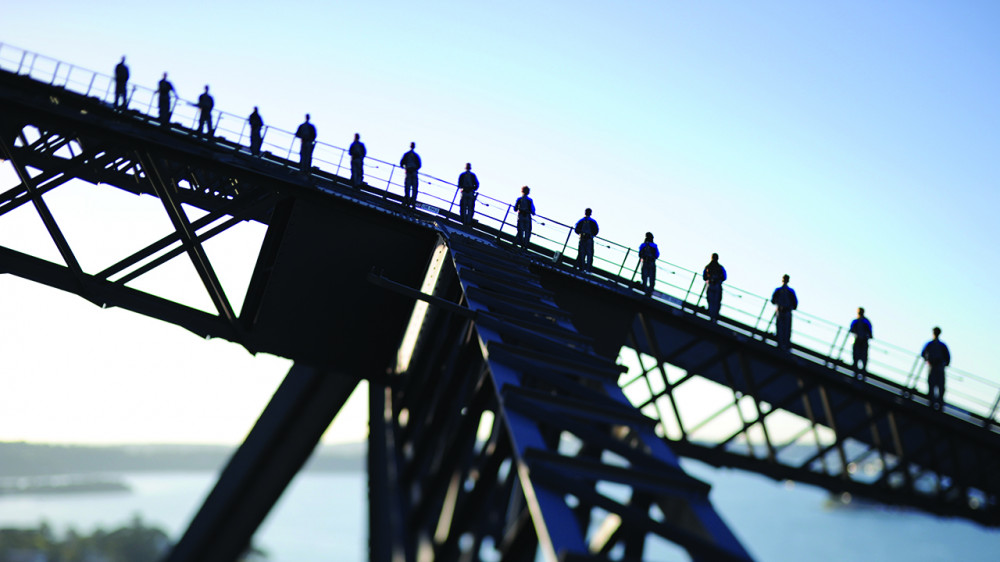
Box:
166;363;359;562
0;134;85;279
98;189;281;286
136;149;239;329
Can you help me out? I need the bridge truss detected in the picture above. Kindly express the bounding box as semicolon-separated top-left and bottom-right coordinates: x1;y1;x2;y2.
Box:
2;47;999;562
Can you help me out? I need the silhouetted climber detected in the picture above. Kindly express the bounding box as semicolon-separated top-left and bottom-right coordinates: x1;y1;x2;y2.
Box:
513;186;535;251
156;73;175;127
638;232;659;296
458;163;479;225
849;307;873;377
921;326;950;410
295;114;317;174
574;208;599;272
771;274;798;351
399;142;421;207
196;86;214;137
702;252;727;320
349;133;366;187
113;56;129;110
248;107;264;156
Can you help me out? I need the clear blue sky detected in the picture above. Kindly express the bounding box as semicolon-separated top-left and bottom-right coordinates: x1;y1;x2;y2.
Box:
1;1;998;445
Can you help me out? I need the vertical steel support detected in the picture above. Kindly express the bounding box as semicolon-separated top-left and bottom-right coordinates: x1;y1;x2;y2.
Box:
166;363;360;562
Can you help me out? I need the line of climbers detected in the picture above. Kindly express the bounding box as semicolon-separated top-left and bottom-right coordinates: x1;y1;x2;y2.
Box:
113;58;435;203
113;56;954;412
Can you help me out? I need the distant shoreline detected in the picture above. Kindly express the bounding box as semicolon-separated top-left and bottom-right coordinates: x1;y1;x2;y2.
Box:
0;441;365;478
0;475;131;497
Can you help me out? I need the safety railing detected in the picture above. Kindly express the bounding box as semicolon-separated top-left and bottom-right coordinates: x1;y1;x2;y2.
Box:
2;42;997;425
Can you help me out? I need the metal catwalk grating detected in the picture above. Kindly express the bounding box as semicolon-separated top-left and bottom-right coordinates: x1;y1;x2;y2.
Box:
371;229;751;561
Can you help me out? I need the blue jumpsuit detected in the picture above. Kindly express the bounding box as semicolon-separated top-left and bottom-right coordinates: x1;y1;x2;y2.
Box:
771;284;798;350
703;260;727;319
921;339;950;409
849;317;873;373
639;241;659;295
458;170;480;224
514;195;534;249
574;216;599;272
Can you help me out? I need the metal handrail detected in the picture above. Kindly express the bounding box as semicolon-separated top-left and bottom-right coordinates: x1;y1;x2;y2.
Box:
1;41;997;424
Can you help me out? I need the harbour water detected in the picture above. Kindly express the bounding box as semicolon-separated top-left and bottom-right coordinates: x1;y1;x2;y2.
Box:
0;463;996;561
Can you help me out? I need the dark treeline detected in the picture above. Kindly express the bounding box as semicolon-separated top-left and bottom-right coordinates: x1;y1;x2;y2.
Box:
0;441;364;477
0;515;267;561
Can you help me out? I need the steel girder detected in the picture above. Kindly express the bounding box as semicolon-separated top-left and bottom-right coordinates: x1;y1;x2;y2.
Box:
0;93;285;344
371;231;752;561
620;310;1000;525
166;363;360;562
0;68;440;375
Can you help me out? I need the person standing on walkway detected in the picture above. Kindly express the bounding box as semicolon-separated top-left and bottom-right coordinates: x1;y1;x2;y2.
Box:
248;107;264;156
638;232;659;296
574;208;599;273
157;72;175;127
113;56;129;110
196;86;214;137
458;163;479;225
921;326;951;410
349;133;367;187
849;307;873;377
771;274;798;351
702;252;727;321
513;186;535;251
295;114;317;174
399;142;422;207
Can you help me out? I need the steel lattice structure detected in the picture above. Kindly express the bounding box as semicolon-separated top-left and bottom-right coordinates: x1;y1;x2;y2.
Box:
619;310;1000;523
3;47;1000;562
368;232;750;560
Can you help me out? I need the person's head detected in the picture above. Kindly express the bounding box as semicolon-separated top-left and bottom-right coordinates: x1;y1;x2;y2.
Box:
465;162;472;171
645;232;653;242
933;326;942;338
305;113;310;121
782;274;790;284
584;208;592;216
253;106;258;112
162;72;168;79
355;133;360;141
858;307;865;317
410;142;416;149
204;85;209;92
711;252;719;261
120;56;126;63
522;186;530;194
